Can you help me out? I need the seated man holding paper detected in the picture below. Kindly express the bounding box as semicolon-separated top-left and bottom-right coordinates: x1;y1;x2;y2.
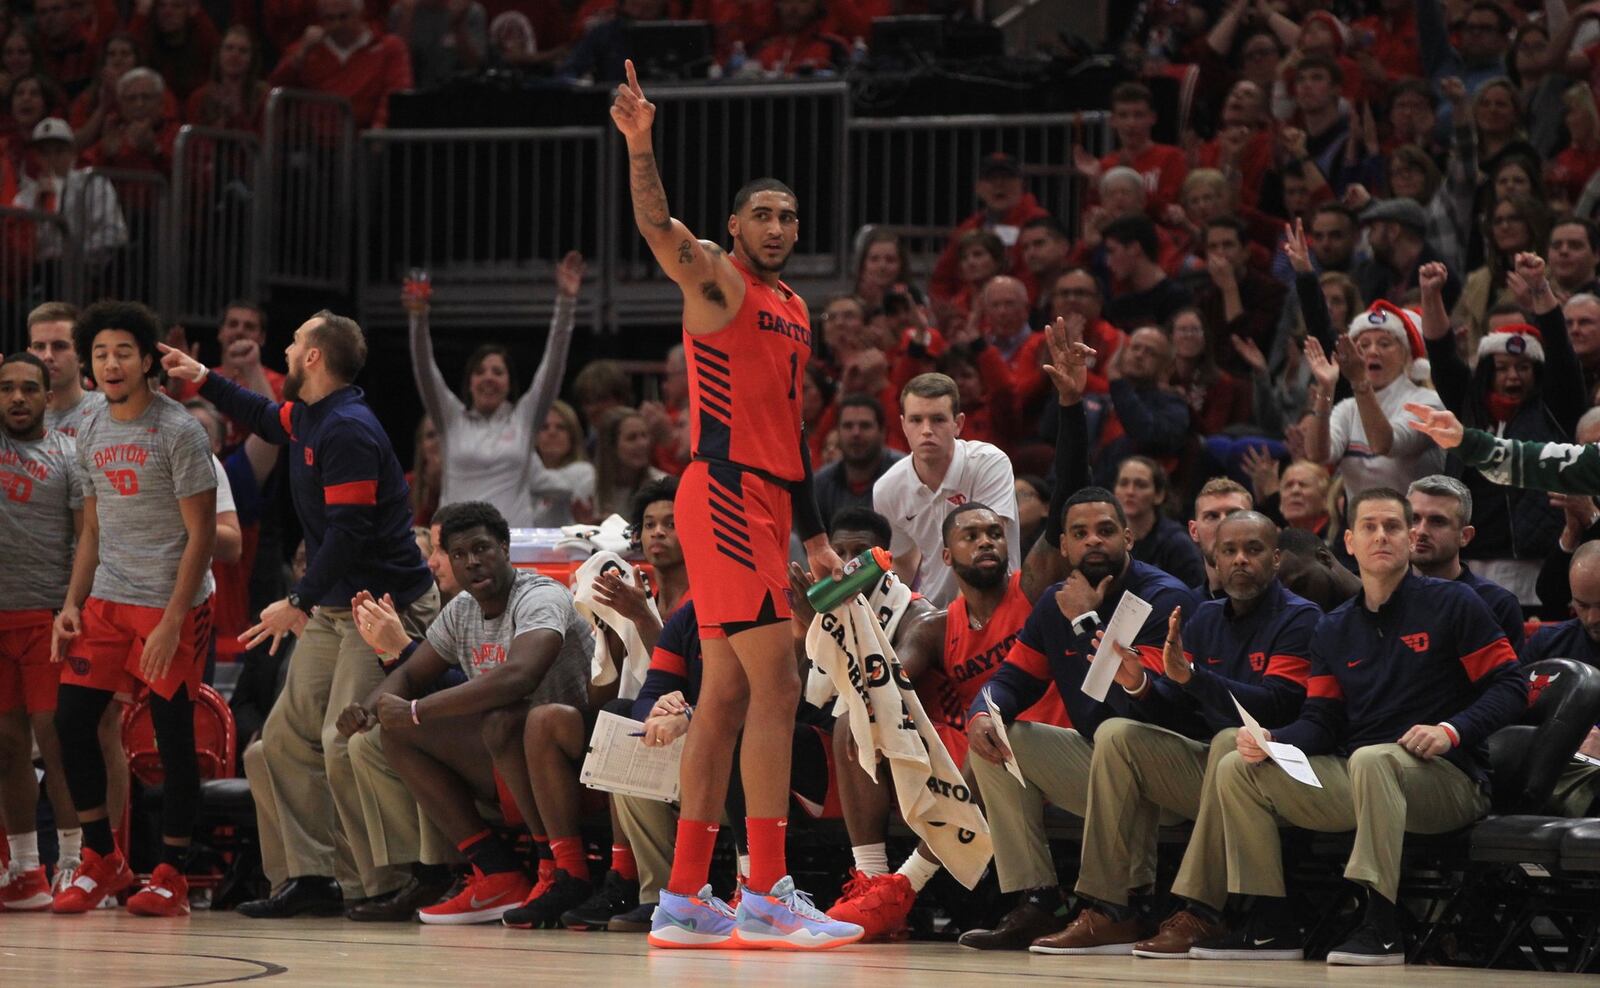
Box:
1043;510;1314;958
336;501;596;926
606;600;835;932
959;485;1197;951
1196;487;1525;967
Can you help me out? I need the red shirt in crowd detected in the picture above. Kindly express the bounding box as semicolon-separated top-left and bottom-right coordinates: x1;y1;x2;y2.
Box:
754;26;848;74
1194;129;1274;209
929;193;1050;303
1548;148;1600;205
268;30;414;129
1099;142;1188;217
1349;10;1422;84
129;9;221;101
41;26;98;96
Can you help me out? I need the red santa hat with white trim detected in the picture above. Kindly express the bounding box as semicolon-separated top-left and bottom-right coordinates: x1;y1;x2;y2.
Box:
1476;323;1545;364
1347;300;1430;383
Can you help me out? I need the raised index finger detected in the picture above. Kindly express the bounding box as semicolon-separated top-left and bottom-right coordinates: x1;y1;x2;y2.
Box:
625;58;643;98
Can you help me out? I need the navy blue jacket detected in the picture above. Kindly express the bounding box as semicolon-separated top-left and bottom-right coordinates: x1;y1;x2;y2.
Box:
974;560;1197;741
1275;572;1527;783
1136;580;1316;736
632;601;704;720
1133;514;1206;590
1521;618;1600;669
1457;564;1525;652
200;376;433;609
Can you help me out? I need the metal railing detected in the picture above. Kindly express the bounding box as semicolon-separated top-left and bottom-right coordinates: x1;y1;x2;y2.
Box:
0;207;79;355
255;87;355;293
356;126;610;328
76;167;170;314
170;126;261;325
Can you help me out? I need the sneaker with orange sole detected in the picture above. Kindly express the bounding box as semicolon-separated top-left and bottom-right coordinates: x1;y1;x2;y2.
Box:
52;848;133;914
418;868;531;925
0;863;52;911
825;870;915;941
127;864;191;917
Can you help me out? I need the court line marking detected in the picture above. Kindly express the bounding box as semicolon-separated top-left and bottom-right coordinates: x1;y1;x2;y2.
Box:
0;941;286;988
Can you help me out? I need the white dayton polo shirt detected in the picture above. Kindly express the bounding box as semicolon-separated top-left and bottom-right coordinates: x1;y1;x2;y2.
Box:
872;438;1020;607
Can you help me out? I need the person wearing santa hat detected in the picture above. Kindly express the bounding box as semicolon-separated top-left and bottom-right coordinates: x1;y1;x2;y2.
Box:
1302;296;1447;498
1418;255;1588;605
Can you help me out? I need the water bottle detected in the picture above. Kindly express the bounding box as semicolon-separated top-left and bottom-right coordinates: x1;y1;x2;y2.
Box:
727;41;747;77
806;546;893;613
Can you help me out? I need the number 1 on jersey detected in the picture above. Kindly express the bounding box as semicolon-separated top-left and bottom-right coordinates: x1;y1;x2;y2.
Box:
787;351;798;400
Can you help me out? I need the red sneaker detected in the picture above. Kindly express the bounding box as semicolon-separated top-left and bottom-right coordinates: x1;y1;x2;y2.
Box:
418;869;531;925
52;848;134;914
0;863;52;911
127;864;191;917
825;871;915;941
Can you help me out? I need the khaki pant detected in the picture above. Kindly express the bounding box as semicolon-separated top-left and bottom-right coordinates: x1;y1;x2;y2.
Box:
348;725;455;869
1547;762;1600;818
1075;719;1235;908
969;721;1094;893
242;739;289;889
1170;728;1241;910
1215;743;1489;903
615;793;679;905
253;593;439;898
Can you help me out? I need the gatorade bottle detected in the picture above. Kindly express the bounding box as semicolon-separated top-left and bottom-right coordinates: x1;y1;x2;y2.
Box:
806;546;893;613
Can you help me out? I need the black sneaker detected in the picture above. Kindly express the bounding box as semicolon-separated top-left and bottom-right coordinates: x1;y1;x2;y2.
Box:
608;901;655;933
1189;908;1304;961
502;870;593;929
560;870;640;930
1326;923;1404;966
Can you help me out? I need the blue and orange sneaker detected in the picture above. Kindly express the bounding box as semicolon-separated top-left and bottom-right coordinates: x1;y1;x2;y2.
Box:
647;885;738;949
734;876;865;950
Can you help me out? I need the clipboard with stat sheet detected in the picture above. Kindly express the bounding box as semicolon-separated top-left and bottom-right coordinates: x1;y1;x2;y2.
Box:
580;710;685;803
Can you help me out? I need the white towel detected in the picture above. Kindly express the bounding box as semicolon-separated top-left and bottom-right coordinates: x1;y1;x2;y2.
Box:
806;596;993;889
803;569;914;709
571;550;660;700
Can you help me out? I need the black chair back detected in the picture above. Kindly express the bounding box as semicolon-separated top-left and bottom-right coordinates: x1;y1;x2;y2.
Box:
1486;659;1600;813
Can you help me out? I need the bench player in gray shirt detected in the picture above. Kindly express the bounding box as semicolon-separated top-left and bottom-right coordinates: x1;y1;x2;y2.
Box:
338;500;594;925
50;302;217;917
0;353;86;911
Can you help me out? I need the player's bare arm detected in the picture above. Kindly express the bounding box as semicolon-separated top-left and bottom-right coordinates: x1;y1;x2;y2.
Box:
411;628;564;722
895;605;947;682
52;495;101;661
611;58;744;331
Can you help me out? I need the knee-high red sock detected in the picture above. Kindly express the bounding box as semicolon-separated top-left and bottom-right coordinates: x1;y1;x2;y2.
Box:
611;844;638;881
666;820;719;896
746;818;787;895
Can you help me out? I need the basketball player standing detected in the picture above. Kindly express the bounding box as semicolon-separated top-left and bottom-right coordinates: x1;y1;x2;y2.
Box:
611;60;861;950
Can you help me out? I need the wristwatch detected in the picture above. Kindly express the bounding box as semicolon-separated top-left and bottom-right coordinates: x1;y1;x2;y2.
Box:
287;591;312;615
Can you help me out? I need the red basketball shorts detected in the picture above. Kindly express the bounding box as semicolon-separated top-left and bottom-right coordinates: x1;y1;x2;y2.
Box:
676;460;794;639
0;610;60;714
62;596;212;700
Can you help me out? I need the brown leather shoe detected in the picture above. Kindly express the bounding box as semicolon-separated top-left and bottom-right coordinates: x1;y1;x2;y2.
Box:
1028;907;1148;955
957;897;1064;950
1133;908;1228;959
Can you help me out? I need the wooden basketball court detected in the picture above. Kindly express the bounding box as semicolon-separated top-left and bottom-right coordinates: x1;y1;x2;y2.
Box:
2;911;1596;987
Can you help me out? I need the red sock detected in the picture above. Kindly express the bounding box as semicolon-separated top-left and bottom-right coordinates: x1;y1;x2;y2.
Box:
746;818;787;895
549;837;587;879
611;844;638;881
666;820;719;896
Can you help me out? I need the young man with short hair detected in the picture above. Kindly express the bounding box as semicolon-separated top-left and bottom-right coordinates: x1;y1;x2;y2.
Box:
51;302;219;915
1075;82;1188;219
873;373;1020;607
0;353;85;910
339;501;594;925
1101;215;1194;332
1406;474;1524;648
26;302;104;438
813;395;902;529
1189;478;1255;597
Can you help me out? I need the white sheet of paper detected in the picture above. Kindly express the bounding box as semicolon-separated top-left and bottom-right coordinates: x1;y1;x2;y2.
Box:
984;689;1027;786
1576;752;1600;768
1264;741;1324;788
579;710;685;803
1083;592;1153;702
1229;692;1323;788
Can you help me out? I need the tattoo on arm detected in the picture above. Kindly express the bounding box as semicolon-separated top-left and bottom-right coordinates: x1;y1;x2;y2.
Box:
699;281;728;308
629;151;671;231
677;240;693;264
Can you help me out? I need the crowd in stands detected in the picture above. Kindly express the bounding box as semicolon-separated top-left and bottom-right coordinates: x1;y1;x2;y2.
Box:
14;0;1600;972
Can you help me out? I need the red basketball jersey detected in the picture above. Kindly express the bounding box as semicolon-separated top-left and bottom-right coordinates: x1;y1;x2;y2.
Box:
925;571;1072;730
685;256;812;482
